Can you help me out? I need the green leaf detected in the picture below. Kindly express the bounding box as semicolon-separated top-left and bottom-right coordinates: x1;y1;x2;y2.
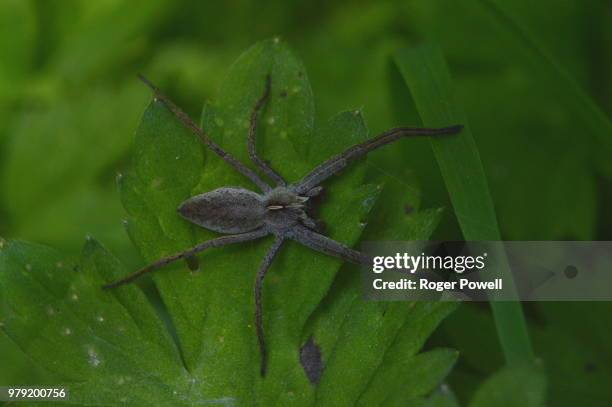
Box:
469;363;546;407
2;40;458;405
120;38;390;402
356;331;457;405
121;39;458;403
0;238;197;405
298;177;456;406
393;45;533;367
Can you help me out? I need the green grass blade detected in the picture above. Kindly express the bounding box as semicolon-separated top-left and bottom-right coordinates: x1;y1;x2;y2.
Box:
393;44;534;366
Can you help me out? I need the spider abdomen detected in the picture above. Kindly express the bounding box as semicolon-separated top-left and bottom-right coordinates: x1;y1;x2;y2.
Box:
178;187;265;234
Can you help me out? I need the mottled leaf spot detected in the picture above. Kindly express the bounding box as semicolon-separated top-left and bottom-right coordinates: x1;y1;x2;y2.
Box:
185;255;199;271
300;336;323;385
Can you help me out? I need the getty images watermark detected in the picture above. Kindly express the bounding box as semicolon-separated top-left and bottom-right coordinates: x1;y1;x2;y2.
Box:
361;241;612;301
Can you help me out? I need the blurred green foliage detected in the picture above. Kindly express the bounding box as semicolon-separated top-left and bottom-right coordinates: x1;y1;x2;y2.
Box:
0;0;610;405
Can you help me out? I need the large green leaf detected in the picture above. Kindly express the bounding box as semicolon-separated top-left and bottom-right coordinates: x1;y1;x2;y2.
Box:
1;40;457;405
121;38;456;404
0;238;190;405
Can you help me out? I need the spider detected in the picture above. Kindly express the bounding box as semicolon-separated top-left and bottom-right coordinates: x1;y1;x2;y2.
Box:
103;74;462;376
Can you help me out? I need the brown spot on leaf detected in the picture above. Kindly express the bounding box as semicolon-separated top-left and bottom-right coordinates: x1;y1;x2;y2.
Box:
185;255;199;271
300;336;323;384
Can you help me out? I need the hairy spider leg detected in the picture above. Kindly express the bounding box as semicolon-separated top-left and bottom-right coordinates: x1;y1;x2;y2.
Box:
248;75;287;187
254;236;285;376
291;224;371;265
294;125;463;194
102;228;269;289
137;74;272;193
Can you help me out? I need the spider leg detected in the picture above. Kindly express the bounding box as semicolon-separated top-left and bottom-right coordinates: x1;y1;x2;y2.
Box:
305;186;324;197
299;211;318;230
102;228;269;289
137;74;272;193
302;216;326;234
254;236;285;377
290;224;371;265
248;75;287;186
294;125;463;194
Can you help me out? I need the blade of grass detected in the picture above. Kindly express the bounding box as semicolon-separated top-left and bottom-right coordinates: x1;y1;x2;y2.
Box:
393;44;534;366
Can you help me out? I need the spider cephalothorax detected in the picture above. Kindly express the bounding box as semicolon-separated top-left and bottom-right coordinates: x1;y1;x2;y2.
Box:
263;187;315;232
103;74;462;376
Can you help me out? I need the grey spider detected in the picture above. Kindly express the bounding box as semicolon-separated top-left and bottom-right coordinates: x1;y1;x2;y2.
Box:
103;74;462;376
